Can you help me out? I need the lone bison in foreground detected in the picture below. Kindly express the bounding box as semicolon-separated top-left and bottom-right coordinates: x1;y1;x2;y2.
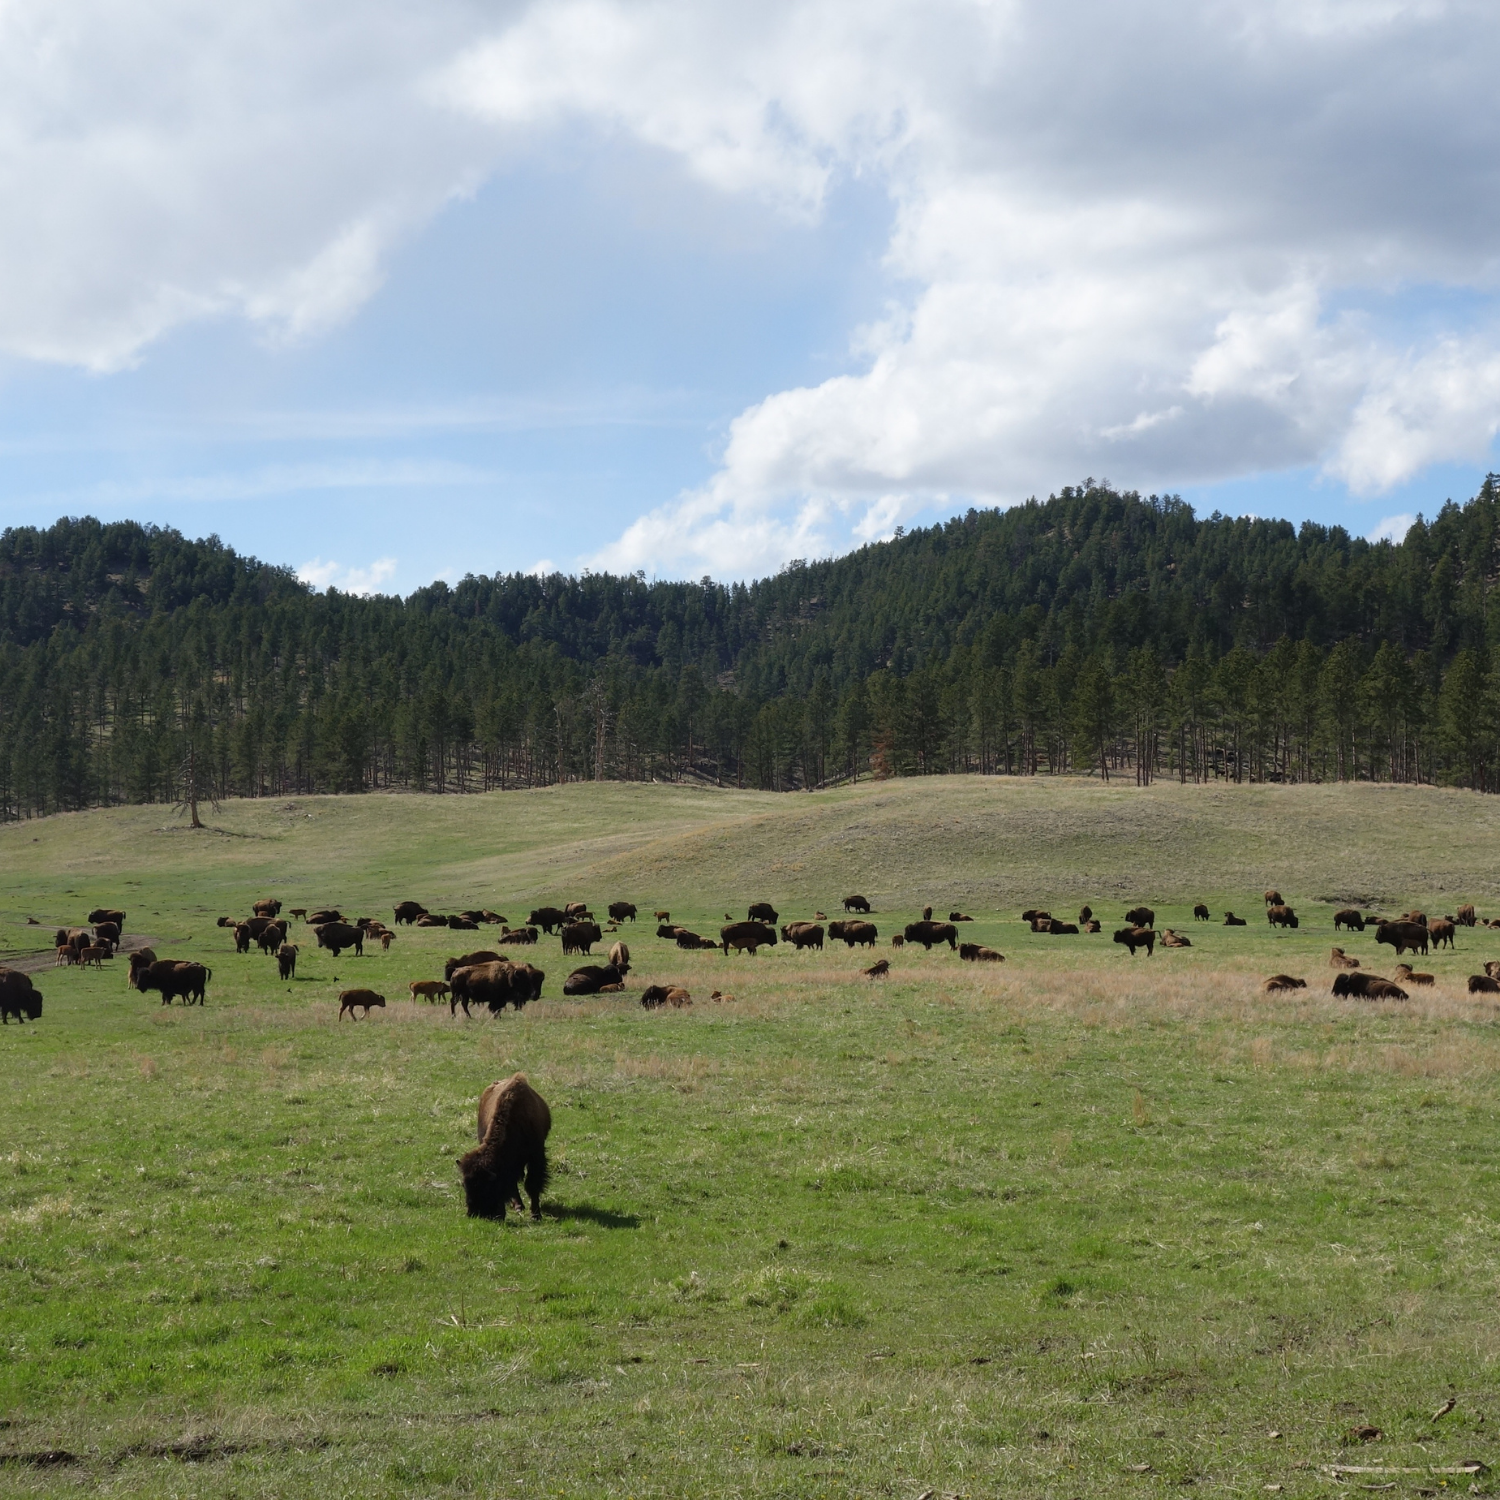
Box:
1113;926;1155;957
457;1073;551;1220
0;969;42;1023
903;920;957;951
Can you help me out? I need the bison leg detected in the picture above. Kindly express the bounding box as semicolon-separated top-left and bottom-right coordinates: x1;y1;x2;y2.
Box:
525;1149;549;1220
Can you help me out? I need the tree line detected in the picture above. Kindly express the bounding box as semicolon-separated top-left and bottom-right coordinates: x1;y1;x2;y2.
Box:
3;476;1500;820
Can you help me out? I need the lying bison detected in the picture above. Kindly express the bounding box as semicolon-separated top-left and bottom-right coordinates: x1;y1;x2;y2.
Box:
959;943;1004;962
338;989;385;1020
1262;974;1306;992
903;920;957;951
675;929;717;950
1376;920;1429;958
307;909;343;926
457;1073;551;1220
134;960;211;1006
0;969;41;1023
314;922;364;958
641;984;692;1008
781;922;825;950
1329;947;1360;969
842;894;871;913
499;927;538;945
1334;908;1366;932
608;902;637;923
1468;974;1500;995
828;920;878;948
563;963;625;995
1332;971;1408;1000
722;921;778;955
1125;906;1155;928
1223;912;1246;926
1113;926;1155;957
1159;929;1191;947
1392;963;1434;986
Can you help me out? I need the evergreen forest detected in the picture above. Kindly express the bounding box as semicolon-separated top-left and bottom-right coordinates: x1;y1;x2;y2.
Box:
5;477;1500;820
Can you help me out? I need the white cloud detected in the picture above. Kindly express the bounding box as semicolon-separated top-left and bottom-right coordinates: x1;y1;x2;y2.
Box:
298;556;399;596
1367;512;1417;544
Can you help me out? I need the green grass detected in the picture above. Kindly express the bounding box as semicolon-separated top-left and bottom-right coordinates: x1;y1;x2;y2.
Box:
2;777;1500;1497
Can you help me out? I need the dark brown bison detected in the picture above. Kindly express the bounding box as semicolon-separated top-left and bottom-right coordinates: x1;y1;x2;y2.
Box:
827;919;878;947
1332;971;1408;1000
608;902;638;923
1193;904;1210;921
528;907;569;935
449;960;545;1015
1223;912;1246;926
1403;910;1428;927
864;958;891;977
1457;903;1478;927
1334;909;1366;932
135;960;211;1006
416;914;451;928
277;944;298;980
1428;918;1456;950
1078;905;1093;923
232;924;252;954
676;929;717;949
561;921;602;956
903;920;957;951
1376;920;1429;958
656;922;682;940
253;898;282;918
0;970;41;1023
843;894;871;913
959;943;1004;962
1391;964;1434;986
722;921;778;955
1113;926;1155;956
88;907;126;928
338;989;385;1019
482;911;508;925
1329;947;1360;969
445;950;503;981
256;920;288;955
314;922;364;958
126;949;158;987
457;1074;551;1220
1021;909;1050;923
499;927;538;945
449;918;480;932
1264;889;1283;906
1083;919;1102;933
781;922;825;950
1267;905;1299;929
1048;921;1080;935
92;921;121;949
393;901;428;925
1262;974;1306;992
1125;906;1155;928
563;901;589;919
640;984;692;1008
1468;974;1500;994
747;903;779;924
563;963;625;995
948;911;974;922
307;909;342;926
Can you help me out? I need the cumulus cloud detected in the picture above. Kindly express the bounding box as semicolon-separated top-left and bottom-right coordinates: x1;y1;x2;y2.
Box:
298;556;398;595
1367;513;1417;544
7;0;1500;573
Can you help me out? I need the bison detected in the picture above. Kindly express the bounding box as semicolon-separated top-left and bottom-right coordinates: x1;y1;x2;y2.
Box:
0;970;42;1023
92;921;121;950
232;924;252;954
416;914;451;928
277;944;298;980
126;949;157;988
528;907;569;935
253;898;282;918
1264;889;1283;906
608;902;637;923
1193;904;1210;921
1224;912;1246;926
393;901;428;925
1332;971;1408;1001
256;920;288;955
1334;909;1366;932
1376;920;1429;958
499;927;538;945
1113;926;1155;957
1159;929;1191;948
641;984;693;1008
1329;947;1360;969
338;989;385;1019
608;941;631;972
1048;921;1081;935
948;911;974;922
410;980;451;1003
1468;974;1500;995
1267;905;1299;929
902;920;957;951
781;922;825;951
307;909;343;926
864;959;891;977
1083;919;1102;933
445;950;502;982
1079;905;1093;923
457;1074;551;1220
449;961;544;1015
1262;974;1306;992
722;921;778;955
563;963;625;995
560;921;602;956
1021;909;1050;923
842;894;871;913
1392;964;1434;986
959;943;1004;962
78;944;110;969
314;922;364;958
676;930;717;949
1457;903;1478;927
135;960;211;1006
88;907;126;928
1428;918;1456;950
1125;906;1155;928
747;902;779;925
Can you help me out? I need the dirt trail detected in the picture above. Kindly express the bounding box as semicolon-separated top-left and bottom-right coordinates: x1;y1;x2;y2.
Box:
0;933;161;976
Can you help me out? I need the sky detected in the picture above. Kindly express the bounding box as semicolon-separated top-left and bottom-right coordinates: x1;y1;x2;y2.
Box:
2;0;1500;595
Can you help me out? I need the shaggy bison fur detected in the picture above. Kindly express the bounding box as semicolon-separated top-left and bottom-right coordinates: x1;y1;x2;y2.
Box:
457;1073;551;1220
1376;920;1429;957
1468;974;1500;994
842;894;871;913
828;920;878;948
0;969;41;1023
445;950;502;982
277;944;298;980
781;922;825;950
135;960;211;1006
902;920;957;950
1334;909;1366;932
1331;971;1408;1000
722;920;778;955
1125;906;1155;928
563;963;625;995
1113;926;1155;956
314;921;364;958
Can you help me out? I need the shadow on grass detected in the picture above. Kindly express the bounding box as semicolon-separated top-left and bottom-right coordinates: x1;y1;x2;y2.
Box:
542;1202;641;1229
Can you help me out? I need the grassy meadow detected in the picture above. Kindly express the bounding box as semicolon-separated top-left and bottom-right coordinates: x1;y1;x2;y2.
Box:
2;776;1500;1497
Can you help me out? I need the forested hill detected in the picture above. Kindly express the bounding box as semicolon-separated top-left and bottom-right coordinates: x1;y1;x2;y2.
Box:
3;478;1500;817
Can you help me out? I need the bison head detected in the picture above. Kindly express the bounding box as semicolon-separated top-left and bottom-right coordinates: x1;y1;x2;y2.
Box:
456;1150;513;1219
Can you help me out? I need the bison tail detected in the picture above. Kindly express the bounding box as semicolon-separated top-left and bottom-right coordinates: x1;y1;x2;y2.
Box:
527;1145;550;1199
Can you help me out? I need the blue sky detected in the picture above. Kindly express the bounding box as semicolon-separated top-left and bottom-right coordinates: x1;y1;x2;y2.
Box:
2;1;1499;594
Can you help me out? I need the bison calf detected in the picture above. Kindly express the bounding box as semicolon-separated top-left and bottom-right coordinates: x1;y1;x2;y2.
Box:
277;944;298;980
409;980;451;1003
338;989;386;1020
1262;974;1307;992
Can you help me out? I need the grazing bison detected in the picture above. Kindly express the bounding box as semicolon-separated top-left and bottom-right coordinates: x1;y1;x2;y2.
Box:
449;961;543;1015
747;903;779;925
1223;912;1246;926
843;894;871;913
1079;905;1093;923
1262;974;1306;992
1113;926;1156;957
1376;920;1429;958
233;924;252;954
902;920;957;951
445;950;502;982
135;960;211;1006
1193;904;1210;921
410;980;451;1003
88;907;126;928
1332;971;1408;1000
1267;905;1298;929
307;909;342;926
563;963;625;996
393;901;428;925
1428;918;1457;950
1125;906;1155;928
1392;964;1434;986
959;943;1004;962
1468;974;1500;995
1159;929;1191;948
277;944;298;980
560;921;602;956
338;989;385;1019
314;922;364;958
608;902;637;923
608;941;631;972
1329;947;1361;969
528;907;569;935
828;920;878;948
781;922;825;951
457;1074;551;1220
722;921;778;955
1457;903;1478;927
1264;890;1283;906
0;970;42;1023
500;927;538;945
1334;909;1366;932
